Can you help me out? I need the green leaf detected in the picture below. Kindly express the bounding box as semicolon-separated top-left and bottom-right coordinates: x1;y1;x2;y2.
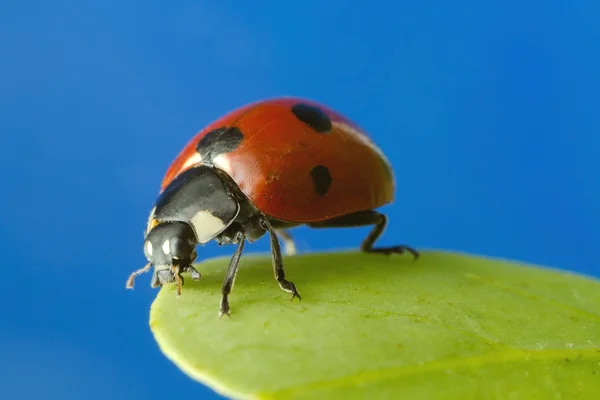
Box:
149;251;600;399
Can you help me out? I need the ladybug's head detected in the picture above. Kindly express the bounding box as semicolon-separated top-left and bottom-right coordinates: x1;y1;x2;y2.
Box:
126;165;245;295
143;221;198;286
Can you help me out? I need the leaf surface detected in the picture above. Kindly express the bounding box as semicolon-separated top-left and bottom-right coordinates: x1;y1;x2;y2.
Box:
150;251;600;399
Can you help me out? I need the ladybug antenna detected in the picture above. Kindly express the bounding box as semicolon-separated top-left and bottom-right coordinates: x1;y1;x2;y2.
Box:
125;262;152;289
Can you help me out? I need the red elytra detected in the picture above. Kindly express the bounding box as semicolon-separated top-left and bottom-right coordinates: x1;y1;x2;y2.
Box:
161;97;395;223
127;97;419;315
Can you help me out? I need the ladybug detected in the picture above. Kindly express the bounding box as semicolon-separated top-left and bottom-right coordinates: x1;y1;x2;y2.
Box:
126;97;418;316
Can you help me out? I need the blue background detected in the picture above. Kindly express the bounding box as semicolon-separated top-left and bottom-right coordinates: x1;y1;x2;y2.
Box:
1;1;598;399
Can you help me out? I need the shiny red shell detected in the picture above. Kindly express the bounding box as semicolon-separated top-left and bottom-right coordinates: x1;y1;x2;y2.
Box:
161;97;395;223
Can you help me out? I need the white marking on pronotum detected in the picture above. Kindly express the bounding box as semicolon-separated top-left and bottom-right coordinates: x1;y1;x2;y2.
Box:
190;210;228;244
181;153;203;171
162;239;171;255
145;241;153;256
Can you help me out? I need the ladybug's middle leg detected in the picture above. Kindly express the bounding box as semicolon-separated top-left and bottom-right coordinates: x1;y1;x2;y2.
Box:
261;218;302;302
308;210;419;260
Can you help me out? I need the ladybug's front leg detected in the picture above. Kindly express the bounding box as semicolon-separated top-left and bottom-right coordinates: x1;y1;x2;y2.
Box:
309;210;419;260
261;218;301;302
125;262;152;290
183;265;201;281
219;230;246;317
183;250;201;281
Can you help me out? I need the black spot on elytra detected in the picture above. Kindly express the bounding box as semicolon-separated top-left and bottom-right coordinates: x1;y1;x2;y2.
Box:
291;103;332;133
310;165;332;196
196;127;244;161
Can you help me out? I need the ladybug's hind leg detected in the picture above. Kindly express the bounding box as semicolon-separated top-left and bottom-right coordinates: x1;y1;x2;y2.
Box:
308;210;419;260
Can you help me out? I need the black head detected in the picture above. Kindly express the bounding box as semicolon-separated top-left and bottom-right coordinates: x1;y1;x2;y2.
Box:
144;221;197;285
127;165;260;294
143;166;244;288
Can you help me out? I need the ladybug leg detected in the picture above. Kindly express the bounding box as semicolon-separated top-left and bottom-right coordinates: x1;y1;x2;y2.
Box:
125;263;152;289
185;249;201;281
261;218;302;302
309;210;419;260
219;230;246;318
277;229;297;255
186;265;201;281
150;269;161;288
362;216;419;259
